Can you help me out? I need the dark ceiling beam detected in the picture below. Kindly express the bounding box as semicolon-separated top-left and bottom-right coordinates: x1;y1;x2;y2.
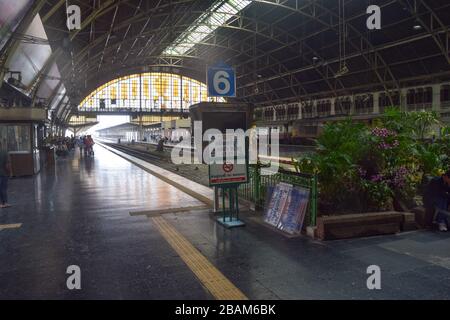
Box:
71;22;449;107
63;1;393;103
29;50;63;106
309;0;400;105
0;0;47;89
97;3;119;71
53;92;67;118
65;13;301;105
398;0;450;65
244;51;445;97
46;80;64;110
65;12;321;102
41;0;66;23
238;0;399;105
41;0;450;114
58;0;195;74
69;0;118;42
236;29;449;91
113;0;143;64
198;1;340;99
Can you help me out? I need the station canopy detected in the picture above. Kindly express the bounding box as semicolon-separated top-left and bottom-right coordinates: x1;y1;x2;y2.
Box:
36;0;450;114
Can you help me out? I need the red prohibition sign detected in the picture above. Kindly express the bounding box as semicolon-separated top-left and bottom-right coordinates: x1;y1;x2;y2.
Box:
223;163;234;173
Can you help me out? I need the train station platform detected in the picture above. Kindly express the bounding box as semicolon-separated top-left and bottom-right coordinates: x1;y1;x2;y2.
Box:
1;145;450;300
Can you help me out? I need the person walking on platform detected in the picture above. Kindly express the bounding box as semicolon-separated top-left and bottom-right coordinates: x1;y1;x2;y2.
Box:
84;135;95;156
79;136;86;156
0;143;12;209
76;136;84;155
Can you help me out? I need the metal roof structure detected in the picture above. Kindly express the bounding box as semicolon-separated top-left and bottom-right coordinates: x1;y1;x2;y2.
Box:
1;0;450;126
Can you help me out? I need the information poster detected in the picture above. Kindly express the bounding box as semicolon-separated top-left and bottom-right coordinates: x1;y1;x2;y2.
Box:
263;183;292;227
263;183;310;235
278;187;310;234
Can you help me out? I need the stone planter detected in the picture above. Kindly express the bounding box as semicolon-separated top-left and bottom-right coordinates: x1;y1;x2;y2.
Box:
411;206;435;228
316;211;416;240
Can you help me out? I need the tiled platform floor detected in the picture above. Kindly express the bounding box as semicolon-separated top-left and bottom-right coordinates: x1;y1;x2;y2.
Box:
1;145;450;300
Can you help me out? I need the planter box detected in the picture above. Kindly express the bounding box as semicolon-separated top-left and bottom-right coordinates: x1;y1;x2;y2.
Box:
411;206;434;228
317;211;415;241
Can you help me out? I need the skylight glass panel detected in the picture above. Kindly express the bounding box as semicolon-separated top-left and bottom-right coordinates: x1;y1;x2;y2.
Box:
162;0;251;56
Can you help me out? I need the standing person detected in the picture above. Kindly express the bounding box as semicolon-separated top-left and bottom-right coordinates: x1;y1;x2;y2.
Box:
70;135;75;150
85;135;94;156
81;136;85;155
77;136;84;154
89;135;95;156
83;136;89;156
0;142;11;209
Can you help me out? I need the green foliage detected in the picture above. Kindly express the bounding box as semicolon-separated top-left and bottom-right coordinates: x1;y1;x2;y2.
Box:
442;126;450;137
359;179;393;211
377;107;440;139
293;108;448;214
410;111;441;140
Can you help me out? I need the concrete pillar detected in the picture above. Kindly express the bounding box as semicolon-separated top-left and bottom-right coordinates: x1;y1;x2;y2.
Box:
350;95;355;115
313;100;318;118
273;107;276;121
139;114;143;141
400;88;408;111
432;84;441;112
298;102;302;120
373;92;380;114
330;98;336;116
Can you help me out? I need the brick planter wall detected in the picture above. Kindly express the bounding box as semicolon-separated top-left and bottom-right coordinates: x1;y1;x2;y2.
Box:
317;211;416;240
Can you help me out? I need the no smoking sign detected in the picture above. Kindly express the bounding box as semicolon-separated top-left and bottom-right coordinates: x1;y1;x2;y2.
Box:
222;163;234;173
209;161;248;186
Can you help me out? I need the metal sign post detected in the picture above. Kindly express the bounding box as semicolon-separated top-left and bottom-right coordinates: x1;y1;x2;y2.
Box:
209;157;249;228
217;184;244;228
213;186;220;213
189;79;251;228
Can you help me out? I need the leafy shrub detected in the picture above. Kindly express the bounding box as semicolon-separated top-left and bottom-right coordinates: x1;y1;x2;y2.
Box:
293;108;447;214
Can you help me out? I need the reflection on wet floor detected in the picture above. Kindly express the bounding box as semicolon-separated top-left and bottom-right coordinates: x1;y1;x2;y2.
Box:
1;145;450;300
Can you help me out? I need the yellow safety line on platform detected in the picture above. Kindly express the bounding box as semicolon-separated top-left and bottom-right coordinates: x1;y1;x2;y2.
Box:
130;205;208;217
0;223;22;231
152;216;248;300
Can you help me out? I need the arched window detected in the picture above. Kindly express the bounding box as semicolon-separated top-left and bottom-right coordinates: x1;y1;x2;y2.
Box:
78;72;224;111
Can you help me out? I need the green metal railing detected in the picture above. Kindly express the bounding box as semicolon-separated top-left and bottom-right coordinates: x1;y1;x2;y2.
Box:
238;164;318;227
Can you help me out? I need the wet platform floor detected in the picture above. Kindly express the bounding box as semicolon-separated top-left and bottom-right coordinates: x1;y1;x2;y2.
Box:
1;145;450;299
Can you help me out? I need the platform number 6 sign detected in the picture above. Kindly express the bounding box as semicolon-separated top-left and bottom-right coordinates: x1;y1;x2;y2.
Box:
207;63;236;97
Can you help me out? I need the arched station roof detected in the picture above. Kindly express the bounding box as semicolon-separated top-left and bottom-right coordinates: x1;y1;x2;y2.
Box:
2;0;450;124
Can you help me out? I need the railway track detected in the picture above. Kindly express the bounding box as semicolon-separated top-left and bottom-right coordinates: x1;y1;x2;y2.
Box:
103;142;163;162
101;139;300;172
119;141;299;165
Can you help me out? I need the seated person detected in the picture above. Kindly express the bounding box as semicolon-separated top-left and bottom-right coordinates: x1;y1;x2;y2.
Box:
424;170;450;232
